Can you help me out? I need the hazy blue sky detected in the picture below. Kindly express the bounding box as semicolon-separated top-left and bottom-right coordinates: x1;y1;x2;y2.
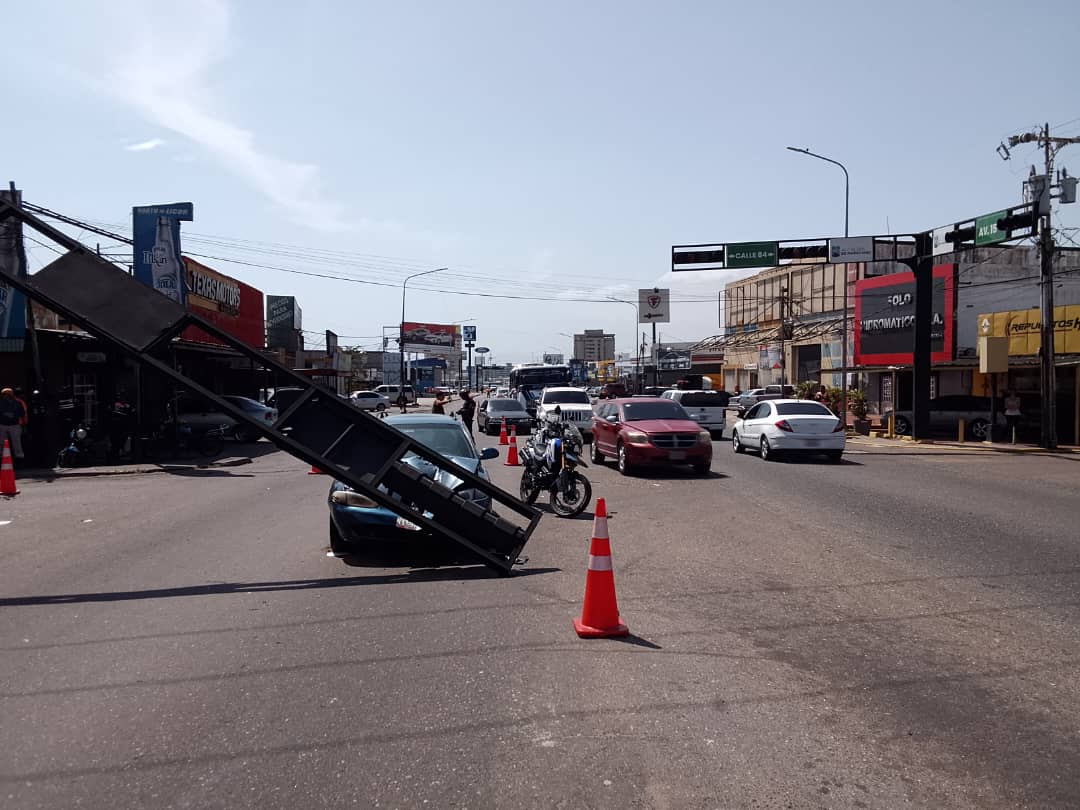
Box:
5;0;1079;363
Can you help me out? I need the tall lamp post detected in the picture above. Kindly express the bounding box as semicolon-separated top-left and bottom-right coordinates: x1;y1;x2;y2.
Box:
400;268;446;409
606;297;640;392
787;146;850;419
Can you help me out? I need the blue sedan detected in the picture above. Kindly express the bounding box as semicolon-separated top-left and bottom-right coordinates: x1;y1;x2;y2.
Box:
327;414;500;554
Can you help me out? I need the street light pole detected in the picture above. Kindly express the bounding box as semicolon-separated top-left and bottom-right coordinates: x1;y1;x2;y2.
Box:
787;147;850;419
400;268;446;409
606;298;640;392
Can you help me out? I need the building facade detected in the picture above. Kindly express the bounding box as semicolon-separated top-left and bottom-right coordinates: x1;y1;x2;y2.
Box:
573;329;615;363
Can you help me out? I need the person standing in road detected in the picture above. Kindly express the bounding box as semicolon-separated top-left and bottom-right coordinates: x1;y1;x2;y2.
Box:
0;387;26;459
431;392;449;415
1004;390;1022;440
456;389;476;437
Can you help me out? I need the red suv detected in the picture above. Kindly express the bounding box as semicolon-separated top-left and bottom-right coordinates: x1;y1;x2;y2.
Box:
590;397;712;475
599;382;628;399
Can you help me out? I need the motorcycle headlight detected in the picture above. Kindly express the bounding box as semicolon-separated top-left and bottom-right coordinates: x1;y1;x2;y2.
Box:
75;428;88;440
698;430;712;445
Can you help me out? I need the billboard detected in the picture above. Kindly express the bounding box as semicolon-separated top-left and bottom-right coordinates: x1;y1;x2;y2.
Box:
181;257;265;348
266;295;302;351
133;202;193;304
977;304;1080;356
401;321;457;355
542;352;565;365
569;359;587;384
854;265;956;366
462;324;476;343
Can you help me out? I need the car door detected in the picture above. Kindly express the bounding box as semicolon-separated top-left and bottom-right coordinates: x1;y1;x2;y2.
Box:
741;403;767;446
477;400;489;430
595;404;616;453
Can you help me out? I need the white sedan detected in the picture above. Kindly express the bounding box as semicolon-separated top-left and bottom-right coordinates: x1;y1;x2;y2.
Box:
731;399;846;462
349;390;391;411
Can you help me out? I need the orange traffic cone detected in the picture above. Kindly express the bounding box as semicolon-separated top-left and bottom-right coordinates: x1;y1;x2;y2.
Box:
573;498;628;638
308;464;325;475
504;426;519;466
498;417;508;445
0;438;18;496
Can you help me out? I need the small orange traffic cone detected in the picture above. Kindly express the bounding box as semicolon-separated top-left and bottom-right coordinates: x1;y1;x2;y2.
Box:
0;438;18;496
573;498;628;638
498;417;508;445
504;426;519;466
308;464;325;475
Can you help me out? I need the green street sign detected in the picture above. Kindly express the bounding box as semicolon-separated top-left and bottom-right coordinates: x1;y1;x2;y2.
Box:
975;210;1007;246
726;241;778;269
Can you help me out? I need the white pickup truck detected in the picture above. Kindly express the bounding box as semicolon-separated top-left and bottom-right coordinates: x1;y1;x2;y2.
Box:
534;387;595;440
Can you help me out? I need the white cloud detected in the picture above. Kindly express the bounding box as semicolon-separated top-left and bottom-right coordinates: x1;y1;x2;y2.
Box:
124;138;166;152
98;0;348;231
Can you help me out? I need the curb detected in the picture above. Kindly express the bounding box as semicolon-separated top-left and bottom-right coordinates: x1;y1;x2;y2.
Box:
17;456;255;480
847;435;1079;456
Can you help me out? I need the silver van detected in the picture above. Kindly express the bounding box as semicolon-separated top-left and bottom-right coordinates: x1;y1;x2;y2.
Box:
661;389;729;435
374;384;417;404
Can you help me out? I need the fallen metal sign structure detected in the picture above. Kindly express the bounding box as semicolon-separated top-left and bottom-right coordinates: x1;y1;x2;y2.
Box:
0;199;540;575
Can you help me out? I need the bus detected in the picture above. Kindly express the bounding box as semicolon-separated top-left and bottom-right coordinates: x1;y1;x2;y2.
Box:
508;363;572;415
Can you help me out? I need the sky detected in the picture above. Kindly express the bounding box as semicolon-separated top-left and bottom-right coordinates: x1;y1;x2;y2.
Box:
5;0;1080;364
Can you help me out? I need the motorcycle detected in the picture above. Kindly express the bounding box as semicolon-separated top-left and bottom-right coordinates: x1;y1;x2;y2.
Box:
56;423;97;468
519;409;592;517
142;419;229;459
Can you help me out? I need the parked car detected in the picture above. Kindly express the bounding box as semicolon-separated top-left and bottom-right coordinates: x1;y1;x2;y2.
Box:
477;397;533;435
327;414;499;551
221;395;278;441
731;399;845;462
349;390;391;412
265;387;306;413
733;384;795;413
534;387;595;440
882;395;1005;440
374;384;417;405
171;394;237;433
590;397;712;475
660;389;729;436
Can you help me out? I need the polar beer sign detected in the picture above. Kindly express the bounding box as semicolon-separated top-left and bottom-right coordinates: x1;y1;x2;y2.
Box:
854;265;957;365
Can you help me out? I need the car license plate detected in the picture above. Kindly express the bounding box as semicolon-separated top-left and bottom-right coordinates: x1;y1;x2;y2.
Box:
804;439;820;447
668;451;686;460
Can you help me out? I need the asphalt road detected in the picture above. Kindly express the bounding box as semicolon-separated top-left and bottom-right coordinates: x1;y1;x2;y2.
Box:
3;428;1080;808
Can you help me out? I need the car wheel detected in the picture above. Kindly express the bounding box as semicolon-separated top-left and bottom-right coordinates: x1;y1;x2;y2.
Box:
617;442;633;476
969;418;990;440
760;436;774;461
591;439;605;464
732;431;745;454
893;415;911;435
329;517;352;556
692;459;711;475
826;450;843;463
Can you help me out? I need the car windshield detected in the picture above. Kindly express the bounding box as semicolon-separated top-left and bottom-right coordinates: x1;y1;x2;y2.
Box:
223;396;263;411
620;401;689;421
775;402;834;416
544;390;590;404
488;399;525;413
398;423;476;459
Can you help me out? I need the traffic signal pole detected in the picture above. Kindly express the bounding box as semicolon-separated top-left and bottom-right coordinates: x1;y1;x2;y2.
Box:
912;232;934;440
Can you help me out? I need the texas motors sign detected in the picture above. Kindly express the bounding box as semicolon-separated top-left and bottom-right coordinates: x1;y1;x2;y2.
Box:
854;265;957;366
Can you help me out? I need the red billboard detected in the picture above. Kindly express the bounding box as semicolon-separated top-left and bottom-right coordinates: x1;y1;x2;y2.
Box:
401;321;457;354
854;264;956;366
181;257;265;348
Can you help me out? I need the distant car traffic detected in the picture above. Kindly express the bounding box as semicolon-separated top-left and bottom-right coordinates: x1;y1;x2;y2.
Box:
660;389;729;436
221;395;277;442
327;414;499;553
731;399;845;462
374;384;417;405
733;385;796;413
881;395;1005;440
598;382;628;399
534;387;594;440
477;398;533;435
349;390;391;411
590;397;712;475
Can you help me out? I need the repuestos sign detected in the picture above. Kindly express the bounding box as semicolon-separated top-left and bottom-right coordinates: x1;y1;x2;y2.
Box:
854;265;956;366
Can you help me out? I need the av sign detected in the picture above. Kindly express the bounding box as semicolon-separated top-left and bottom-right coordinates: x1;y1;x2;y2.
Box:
638;287;670;323
854;265;957;365
975;210;1007;246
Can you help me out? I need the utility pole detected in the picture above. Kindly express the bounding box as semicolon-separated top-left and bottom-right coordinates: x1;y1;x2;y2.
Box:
778;286;787;388
651;321;658;387
1003;123;1080;448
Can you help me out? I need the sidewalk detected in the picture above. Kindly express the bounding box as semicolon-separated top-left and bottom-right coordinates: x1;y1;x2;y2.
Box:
847;431;1080;456
13;455;254;481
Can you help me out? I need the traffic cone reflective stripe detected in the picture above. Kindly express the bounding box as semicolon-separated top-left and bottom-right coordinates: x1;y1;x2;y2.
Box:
504;426;519;466
573;498;628;638
498;417;508;445
0;439;18;496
